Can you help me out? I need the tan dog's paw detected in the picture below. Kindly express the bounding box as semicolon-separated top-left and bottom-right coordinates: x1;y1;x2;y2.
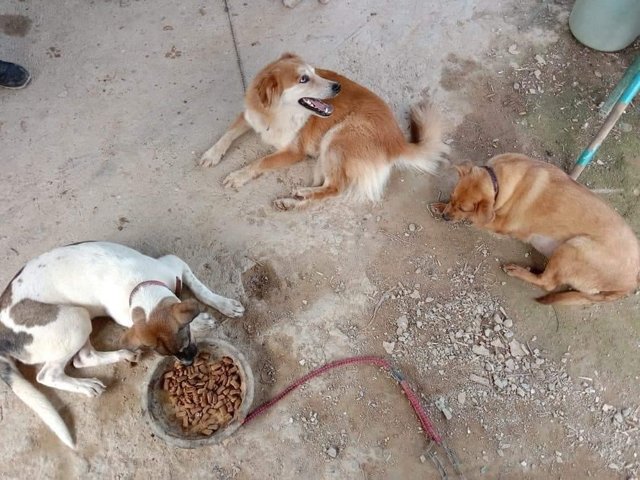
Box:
502;264;529;276
273;197;301;211
223;167;254;189
428;202;447;218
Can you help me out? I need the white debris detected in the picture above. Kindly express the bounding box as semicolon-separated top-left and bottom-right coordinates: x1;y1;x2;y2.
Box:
382;341;395;354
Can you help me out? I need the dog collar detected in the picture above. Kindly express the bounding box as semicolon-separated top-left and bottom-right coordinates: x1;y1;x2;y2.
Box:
129;277;182;306
481;165;499;201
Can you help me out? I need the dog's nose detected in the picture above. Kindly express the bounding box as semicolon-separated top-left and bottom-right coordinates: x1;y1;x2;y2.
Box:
442;212;452;222
331;82;341;94
176;343;198;365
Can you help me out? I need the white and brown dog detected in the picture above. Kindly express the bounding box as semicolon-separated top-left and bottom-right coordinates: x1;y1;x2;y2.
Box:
0;241;244;448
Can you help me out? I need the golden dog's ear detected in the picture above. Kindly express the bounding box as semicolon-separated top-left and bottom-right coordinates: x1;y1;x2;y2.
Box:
279;52;300;61
475;199;496;225
454;162;474;177
171;299;201;326
256;73;282;107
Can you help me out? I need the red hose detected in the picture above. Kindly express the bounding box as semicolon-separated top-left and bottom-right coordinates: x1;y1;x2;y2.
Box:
241;355;442;444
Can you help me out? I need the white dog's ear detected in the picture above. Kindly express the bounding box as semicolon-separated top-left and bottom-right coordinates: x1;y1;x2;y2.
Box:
121;327;141;351
171;299;201;326
256;73;282;107
121;307;149;351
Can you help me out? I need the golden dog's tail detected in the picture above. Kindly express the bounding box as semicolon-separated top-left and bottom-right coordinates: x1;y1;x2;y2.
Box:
395;100;450;174
0;356;75;449
536;290;629;305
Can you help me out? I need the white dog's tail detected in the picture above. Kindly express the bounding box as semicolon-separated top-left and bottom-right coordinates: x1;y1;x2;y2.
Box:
0;356;75;449
394;100;449;174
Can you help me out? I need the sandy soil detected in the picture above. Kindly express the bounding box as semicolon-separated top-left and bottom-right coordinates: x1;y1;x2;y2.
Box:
1;1;639;479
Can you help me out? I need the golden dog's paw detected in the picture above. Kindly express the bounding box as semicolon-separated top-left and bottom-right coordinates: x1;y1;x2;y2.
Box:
199;145;225;167
223;167;253;189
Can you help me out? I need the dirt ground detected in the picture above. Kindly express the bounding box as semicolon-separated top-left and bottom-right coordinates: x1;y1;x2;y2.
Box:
1;1;639;479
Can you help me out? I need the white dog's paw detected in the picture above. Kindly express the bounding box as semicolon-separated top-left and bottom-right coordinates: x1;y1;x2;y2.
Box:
194;311;215;324
199;145;225;167
223;167;254;189
218;298;245;318
77;378;106;397
283;0;302;7
121;350;140;363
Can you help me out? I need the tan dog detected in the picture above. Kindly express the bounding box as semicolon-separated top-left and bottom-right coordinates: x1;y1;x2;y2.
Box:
433;153;640;305
199;53;448;209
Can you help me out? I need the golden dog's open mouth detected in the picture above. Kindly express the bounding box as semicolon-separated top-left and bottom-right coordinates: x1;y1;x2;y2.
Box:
298;97;333;117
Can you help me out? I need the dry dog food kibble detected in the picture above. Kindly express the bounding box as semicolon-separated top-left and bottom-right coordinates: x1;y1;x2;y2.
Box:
161;353;242;436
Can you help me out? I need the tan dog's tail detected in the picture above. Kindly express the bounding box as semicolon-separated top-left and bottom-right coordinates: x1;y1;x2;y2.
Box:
536;290;628;305
0;356;75;449
394;100;450;174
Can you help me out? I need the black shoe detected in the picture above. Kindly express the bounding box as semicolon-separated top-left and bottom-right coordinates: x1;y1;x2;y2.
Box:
0;60;31;89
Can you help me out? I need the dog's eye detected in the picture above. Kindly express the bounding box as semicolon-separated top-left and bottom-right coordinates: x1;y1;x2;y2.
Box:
299;74;309;83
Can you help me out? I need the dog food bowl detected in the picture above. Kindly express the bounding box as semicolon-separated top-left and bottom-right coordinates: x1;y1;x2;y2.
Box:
142;339;254;448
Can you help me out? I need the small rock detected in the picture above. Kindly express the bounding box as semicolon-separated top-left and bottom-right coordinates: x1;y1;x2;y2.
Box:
383;341;395;354
326;447;338;458
508;44;519;55
408;223;416;232
472;345;491;357
503;319;513;328
535;54;546;65
419;455;426;463
622;407;632;417
409;290;420;299
619;122;632;133
435;397;453;420
458;392;466;405
509;339;528;357
613;412;623;424
470;373;491;387
396;315;409;332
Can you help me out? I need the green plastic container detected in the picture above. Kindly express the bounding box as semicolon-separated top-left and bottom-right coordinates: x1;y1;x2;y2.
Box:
569;0;640;52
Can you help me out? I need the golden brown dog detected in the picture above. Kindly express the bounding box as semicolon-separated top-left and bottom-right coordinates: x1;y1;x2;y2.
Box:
433;153;640;305
199;53;448;209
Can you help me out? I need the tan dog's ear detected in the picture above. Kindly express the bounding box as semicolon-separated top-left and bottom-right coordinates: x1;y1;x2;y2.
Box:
256;73;282;107
475;199;496;225
279;52;299;61
171;299;201;326
454;162;473;177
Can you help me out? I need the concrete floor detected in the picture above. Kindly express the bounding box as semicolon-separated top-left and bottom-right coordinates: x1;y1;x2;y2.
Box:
1;1;639;479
